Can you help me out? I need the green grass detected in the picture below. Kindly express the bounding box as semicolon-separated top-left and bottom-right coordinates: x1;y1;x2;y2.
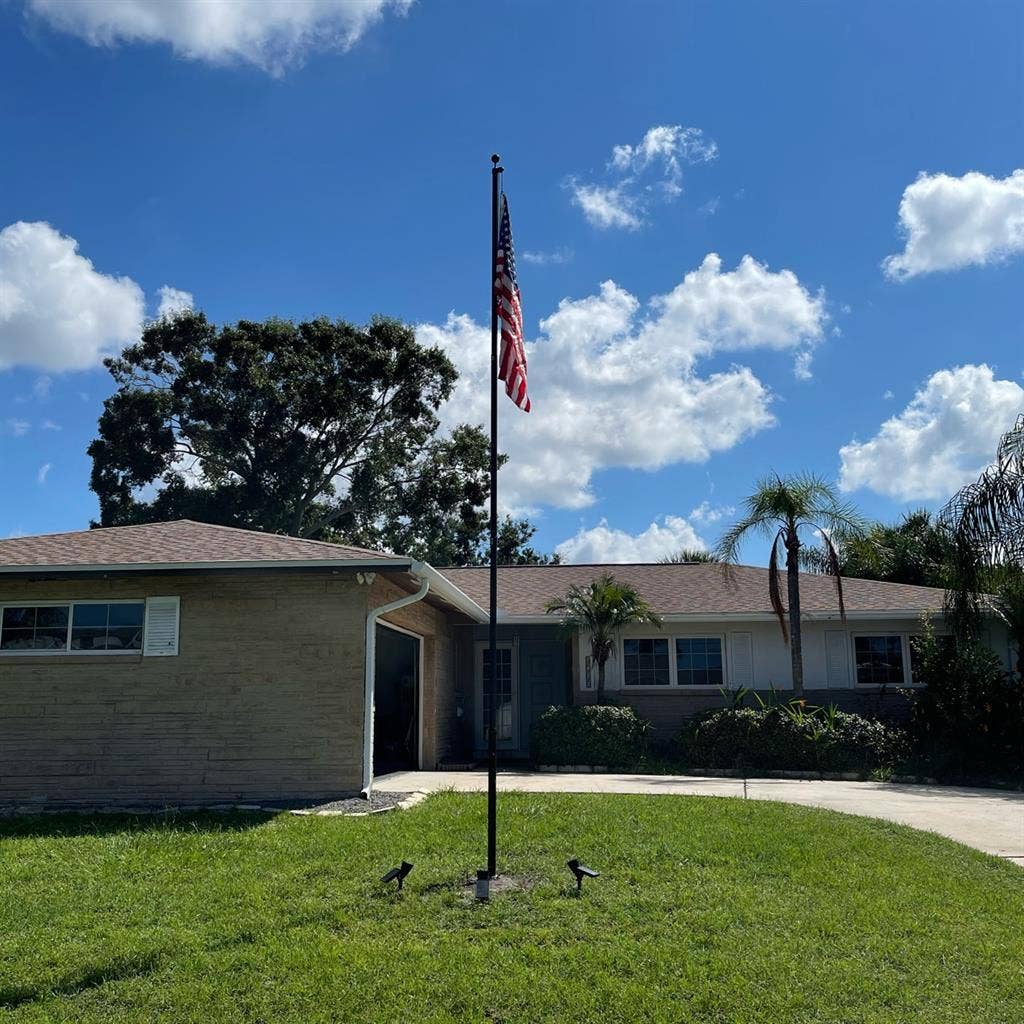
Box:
1;793;1022;1023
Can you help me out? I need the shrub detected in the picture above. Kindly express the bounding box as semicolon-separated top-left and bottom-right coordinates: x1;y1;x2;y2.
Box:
531;704;650;768
906;625;1024;780
680;702;908;775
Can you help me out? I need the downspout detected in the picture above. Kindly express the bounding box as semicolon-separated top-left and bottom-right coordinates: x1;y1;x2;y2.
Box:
361;561;430;798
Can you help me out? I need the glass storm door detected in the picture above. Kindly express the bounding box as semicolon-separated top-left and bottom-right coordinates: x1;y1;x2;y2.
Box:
477;642;517;751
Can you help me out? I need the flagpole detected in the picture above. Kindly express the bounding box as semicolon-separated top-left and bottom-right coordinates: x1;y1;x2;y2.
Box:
487;153;502;878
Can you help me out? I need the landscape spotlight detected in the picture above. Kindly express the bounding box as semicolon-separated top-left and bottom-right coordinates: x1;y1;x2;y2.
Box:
567;858;599;894
380;861;414;891
475;868;490;902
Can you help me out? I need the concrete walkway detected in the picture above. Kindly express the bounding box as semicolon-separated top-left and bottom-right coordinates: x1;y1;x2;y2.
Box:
375;770;1024;864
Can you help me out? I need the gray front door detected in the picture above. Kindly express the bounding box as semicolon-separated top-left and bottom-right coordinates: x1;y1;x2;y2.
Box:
519;639;568;756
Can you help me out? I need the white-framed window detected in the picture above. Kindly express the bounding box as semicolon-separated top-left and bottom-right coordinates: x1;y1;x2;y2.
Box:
623;638;670;686
852;634;907;686
675;636;724;687
622;634;726;689
0;599;173;656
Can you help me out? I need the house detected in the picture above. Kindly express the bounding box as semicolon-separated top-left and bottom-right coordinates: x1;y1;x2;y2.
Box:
0;521;1010;808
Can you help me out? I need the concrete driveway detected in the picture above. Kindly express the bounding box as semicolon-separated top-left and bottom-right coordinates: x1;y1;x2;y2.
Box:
375;770;1024;864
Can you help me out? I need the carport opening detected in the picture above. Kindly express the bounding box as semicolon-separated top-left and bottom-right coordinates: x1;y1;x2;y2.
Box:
374;624;420;773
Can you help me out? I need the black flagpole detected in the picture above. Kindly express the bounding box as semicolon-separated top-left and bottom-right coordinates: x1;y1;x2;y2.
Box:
487;153;502;878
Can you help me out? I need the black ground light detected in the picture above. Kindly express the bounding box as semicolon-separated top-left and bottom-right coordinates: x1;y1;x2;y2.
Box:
567;858;599;894
380;861;414;891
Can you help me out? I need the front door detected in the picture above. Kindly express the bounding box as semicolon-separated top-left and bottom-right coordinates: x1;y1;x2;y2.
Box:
475;642;518;752
519;639;568;756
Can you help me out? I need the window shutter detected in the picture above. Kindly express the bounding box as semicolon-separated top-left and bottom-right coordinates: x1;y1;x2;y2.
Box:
727;632;754;688
144;597;180;657
825;630;850;687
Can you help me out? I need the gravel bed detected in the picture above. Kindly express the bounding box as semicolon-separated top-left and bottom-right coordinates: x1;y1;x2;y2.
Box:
287;791;411;816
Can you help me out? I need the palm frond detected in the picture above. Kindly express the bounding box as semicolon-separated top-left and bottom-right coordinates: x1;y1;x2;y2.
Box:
821;529;847;622
768;528;789;644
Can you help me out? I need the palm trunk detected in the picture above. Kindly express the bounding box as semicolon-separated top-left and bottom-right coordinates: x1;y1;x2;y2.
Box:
596;658;606;703
786;534;804;698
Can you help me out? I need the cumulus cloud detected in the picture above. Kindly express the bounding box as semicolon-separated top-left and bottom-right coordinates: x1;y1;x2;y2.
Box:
570;124;717;230
883;169;1024;279
570;184;641;230
838;364;1024;500
156;285;194;319
420;252;826;511
555;515;707;563
0;221;144;371
27;0;410;74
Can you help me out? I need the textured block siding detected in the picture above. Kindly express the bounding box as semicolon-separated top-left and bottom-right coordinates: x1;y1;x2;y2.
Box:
0;573;368;808
372;577;466;769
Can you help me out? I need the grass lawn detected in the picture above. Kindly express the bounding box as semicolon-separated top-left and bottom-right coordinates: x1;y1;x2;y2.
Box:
1;793;1022;1023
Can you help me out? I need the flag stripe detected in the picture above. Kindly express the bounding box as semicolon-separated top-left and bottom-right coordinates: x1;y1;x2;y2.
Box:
495;193;530;413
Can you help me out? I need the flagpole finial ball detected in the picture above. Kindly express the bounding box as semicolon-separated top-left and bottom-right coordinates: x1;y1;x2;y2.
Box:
491;153;501;164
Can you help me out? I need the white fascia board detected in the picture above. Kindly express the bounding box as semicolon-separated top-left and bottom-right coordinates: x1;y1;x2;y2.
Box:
416;564;488;622
0;556;414;575
495;609;945;626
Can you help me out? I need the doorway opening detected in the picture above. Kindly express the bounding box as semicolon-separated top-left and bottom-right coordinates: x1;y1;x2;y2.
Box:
373;623;420;773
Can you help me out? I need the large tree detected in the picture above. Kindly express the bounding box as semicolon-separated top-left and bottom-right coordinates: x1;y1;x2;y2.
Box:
715;474;866;697
89;310;553;565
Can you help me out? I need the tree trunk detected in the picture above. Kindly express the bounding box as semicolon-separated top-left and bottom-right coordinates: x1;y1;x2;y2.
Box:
786;533;804;698
596;658;606;703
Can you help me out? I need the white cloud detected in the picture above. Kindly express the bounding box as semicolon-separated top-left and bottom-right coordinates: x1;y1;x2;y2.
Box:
697;197;720;216
0;221;144;371
421;252;826;511
27;0;410;74
570;183;641;230
838;364;1024;501
4;419;31;437
522;247;574;266
571;123;717;230
690;500;734;525
37;462;52;485
883;169;1024;280
156;285;194;319
41;420;61;431
793;350;814;380
882;389;894;400
555;515;707;563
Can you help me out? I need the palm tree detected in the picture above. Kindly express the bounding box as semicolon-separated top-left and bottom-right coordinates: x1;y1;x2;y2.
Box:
659;548;720;564
939;413;1024;647
715;474;867;697
544;573;662;700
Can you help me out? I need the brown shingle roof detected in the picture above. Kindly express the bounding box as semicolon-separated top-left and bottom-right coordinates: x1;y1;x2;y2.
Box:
437;563;948;618
0;520;403;570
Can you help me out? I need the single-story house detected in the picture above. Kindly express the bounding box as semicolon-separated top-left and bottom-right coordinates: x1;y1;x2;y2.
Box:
0;520;1011;808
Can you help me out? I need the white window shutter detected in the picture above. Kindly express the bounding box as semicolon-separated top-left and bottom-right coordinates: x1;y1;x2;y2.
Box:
144;597;180;657
727;632;754;688
825;630;850;687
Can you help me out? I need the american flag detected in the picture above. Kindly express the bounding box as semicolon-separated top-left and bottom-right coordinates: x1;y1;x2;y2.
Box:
495;193;531;412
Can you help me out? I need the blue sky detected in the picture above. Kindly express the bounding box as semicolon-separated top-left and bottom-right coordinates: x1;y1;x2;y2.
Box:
1;1;1023;563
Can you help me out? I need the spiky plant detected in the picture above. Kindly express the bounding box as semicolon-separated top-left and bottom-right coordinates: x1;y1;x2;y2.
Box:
658;548;720;564
715;474;867;697
544;573;662;700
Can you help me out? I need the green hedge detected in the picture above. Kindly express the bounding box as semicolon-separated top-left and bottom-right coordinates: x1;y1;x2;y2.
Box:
531;704;650;767
680;705;908;774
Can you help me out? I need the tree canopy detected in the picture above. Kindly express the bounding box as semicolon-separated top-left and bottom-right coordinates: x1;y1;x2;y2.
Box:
89;310;554;565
